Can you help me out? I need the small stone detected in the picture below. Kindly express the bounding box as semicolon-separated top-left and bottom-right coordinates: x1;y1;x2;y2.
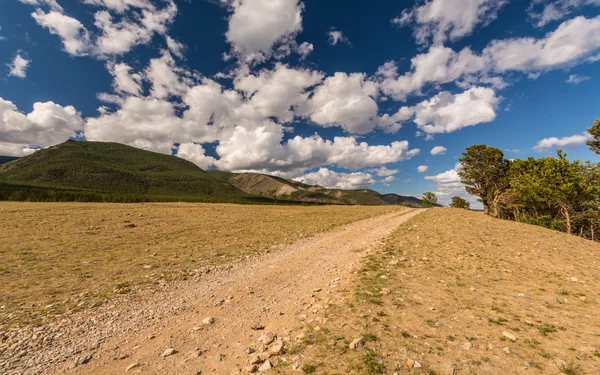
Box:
380;288;391;295
503;347;511;354
461;342;472;351
579;296;586;302
142;265;152;269
258;332;275;345
245;364;258;373
210;249;221;256
258;360;272;372
217;354;226;362
203;317;215;325
349;337;365;350
246;347;256;354
389;260;399;265
249;355;262;365
269;340;285;355
414;361;422;368
313;288;322;292
503;331;517;342
126;362;141;372
251;323;265;330
570;277;578;282
406;359;415;368
291;362;300;370
77;353;93;365
162;348;177;357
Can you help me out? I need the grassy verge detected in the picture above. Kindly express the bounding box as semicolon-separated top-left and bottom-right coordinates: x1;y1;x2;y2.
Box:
288;209;600;375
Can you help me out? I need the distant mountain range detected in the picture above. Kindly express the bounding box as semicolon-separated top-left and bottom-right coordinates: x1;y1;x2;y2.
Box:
0;140;427;206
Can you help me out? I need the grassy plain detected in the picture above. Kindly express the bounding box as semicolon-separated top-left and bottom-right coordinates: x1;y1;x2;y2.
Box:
293;209;600;375
0;202;400;327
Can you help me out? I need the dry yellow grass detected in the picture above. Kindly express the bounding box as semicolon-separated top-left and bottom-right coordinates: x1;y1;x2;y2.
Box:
0;202;400;327
293;208;600;375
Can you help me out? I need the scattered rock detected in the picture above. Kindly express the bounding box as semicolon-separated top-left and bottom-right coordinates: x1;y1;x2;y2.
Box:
503;331;517;342
503;347;511;354
258;332;275;345
217;353;225;362
162;348;177;357
77;353;93;365
258;360;272;372
124;223;136;228
312;288;322;292
461;342;472;351
349;337;365;350
210;249;221;256
203;317;215;325
251;323;265;330
245;364;258;373
269;340;285;355
246;347;256;354
126;362;141;372
380;288;391;295
406;359;422;368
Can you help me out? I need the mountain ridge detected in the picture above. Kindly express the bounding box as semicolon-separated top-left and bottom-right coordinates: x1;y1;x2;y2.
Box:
0;140;427;206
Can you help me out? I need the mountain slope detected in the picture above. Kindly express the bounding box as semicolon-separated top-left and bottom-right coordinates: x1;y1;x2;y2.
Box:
224;172;426;206
0;140;251;201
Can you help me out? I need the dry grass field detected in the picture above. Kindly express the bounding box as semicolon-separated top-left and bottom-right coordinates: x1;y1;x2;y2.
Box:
0;202;399;327
289;209;600;375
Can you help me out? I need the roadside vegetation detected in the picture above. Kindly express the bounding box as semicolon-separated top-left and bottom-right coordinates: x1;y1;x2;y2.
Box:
291;209;600;374
457;119;600;241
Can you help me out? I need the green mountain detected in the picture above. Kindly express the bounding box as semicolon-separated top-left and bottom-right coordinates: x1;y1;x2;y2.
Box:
0;140;262;203
0;140;427;206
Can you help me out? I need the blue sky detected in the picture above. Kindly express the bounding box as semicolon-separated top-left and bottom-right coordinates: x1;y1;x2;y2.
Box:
0;0;599;204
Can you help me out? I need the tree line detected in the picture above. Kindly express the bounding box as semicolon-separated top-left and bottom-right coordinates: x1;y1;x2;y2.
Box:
455;119;600;241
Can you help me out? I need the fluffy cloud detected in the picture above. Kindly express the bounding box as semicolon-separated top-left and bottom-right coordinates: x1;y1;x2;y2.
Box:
380;16;600;101
381;175;397;183
18;0;63;11
424;163;477;205
412;87;499;134
529;0;600;27
176;142;216;169
486;16;600;72
430;146;447;155
328;30;350;46
533;132;593;151
107;62;143;95
7;52;31;78
395;0;508;45
566;74;590;84
93;1;177;57
369;166;399;177
417;165;429;173
0;98;83;155
296;42;313;59
295;168;375;189
32;10;91;56
224;0;303;62
234;63;324;123
30;0;177;58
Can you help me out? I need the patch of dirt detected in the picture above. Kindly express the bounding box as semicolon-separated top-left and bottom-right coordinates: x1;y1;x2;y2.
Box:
0;207;423;375
0;202;398;327
295;208;600;375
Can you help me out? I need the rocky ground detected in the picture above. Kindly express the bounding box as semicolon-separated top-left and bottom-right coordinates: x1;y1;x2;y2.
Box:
0;208;423;375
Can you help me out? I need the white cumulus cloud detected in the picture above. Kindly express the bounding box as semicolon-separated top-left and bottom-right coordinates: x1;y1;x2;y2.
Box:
7;52;31;78
430;146;447;155
295;168;375;189
417;165;429;173
533;132;593;151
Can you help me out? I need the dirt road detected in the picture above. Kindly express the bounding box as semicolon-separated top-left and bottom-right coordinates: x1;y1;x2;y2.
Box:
9;208;424;375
